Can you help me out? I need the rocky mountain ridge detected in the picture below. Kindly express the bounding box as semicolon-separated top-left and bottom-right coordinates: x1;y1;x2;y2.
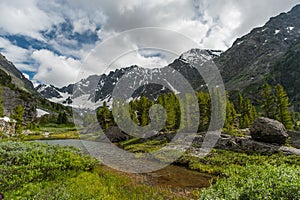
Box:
37;49;220;109
37;5;300;111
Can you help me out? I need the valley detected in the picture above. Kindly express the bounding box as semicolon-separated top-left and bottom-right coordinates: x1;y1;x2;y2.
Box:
0;3;300;200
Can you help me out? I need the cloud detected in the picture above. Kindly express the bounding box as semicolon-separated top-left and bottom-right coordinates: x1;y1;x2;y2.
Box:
0;0;300;87
0;37;37;72
0;0;61;40
32;49;81;87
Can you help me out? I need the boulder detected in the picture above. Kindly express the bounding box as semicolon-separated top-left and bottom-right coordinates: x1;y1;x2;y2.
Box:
104;126;130;143
250;117;288;145
288;130;300;149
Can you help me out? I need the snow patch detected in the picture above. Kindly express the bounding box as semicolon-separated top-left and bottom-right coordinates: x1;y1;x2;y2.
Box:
70;94;102;110
237;41;244;45
274;30;280;35
164;79;180;94
0;116;15;122
36;109;49;117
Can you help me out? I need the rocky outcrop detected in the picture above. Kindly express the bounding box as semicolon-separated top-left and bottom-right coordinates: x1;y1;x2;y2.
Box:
191;132;300;156
215;5;300;98
250;117;288;145
288;130;300;149
2;86;37;122
0;117;16;137
104;126;131;142
0;54;34;92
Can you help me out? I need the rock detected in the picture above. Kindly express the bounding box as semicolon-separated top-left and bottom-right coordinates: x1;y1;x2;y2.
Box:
191;132;300;156
279;146;300;156
2;86;37;122
104;126;130;143
287;130;300;149
250;117;288;145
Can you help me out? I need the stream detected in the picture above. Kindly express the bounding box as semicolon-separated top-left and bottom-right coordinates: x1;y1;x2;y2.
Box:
35;139;213;190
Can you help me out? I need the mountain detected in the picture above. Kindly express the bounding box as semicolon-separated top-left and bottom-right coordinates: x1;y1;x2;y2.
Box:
37;49;220;109
215;5;300;96
37;5;300;111
267;38;300;110
0;53;72;122
0;54;34;92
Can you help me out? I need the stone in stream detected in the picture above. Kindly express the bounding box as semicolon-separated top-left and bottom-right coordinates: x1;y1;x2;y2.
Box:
250;117;288;145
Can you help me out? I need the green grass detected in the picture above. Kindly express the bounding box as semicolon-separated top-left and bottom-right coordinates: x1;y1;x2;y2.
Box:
0;141;179;199
175;150;300;199
199;164;300;200
120;139;300;199
38;123;77;133
24;130;79;141
120;138;167;153
177;149;300;175
23;124;80;140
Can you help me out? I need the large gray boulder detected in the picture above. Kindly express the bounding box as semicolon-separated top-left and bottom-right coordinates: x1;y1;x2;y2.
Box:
250;117;288;145
104;126;130;143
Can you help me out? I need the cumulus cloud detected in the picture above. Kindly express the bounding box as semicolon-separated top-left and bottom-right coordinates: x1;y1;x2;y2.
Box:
0;0;299;86
0;37;36;72
0;0;61;40
32;49;81;87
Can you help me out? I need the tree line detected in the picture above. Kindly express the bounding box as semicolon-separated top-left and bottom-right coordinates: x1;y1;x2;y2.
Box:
97;83;297;133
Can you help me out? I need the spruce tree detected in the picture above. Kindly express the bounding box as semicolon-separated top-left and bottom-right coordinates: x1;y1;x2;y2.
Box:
165;93;177;131
225;95;237;129
97;101;112;131
238;93;257;129
274;84;293;129
260;83;275;118
197;91;211;132
12;105;24;135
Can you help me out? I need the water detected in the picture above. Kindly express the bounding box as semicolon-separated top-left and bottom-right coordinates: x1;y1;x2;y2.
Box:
35;139;213;189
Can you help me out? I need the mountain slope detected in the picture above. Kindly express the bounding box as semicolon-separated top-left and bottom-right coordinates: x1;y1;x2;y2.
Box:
0;53;73;122
37;5;300;111
0;54;34;92
37;49;220;109
268;38;300;110
216;4;300;93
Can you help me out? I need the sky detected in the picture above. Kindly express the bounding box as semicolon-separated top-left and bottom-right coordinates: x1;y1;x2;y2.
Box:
0;0;299;87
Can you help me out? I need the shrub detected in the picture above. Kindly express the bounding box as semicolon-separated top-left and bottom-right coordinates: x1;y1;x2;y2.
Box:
199;164;300;200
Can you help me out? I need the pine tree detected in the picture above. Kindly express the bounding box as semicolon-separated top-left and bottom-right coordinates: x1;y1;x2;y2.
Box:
274;84;293;129
197;91;211;132
57;112;68;124
129;101;139;125
165;93;177;131
12;105;24;134
238;93;257;129
139;95;152;126
0;86;3;117
157;94;167;131
237;92;244;114
224;95;237;129
97;101;112;131
260;83;275;118
62;112;68;124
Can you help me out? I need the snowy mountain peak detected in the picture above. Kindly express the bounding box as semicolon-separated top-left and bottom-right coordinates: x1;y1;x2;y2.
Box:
36;48;221;109
179;49;223;63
